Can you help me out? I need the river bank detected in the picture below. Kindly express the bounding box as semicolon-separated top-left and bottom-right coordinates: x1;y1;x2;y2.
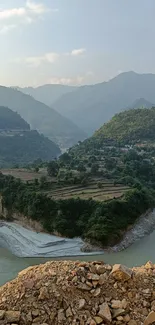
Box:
0;221;102;257
1;208;155;258
111;208;155;252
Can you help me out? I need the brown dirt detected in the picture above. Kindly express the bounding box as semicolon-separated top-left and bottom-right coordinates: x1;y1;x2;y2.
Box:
0;260;155;324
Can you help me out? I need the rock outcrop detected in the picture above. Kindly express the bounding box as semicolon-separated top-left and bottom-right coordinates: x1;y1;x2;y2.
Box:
0;260;155;324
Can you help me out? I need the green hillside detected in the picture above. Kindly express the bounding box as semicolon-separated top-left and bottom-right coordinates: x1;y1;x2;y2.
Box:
0;106;30;130
0;130;60;167
95;107;155;144
0;107;60;166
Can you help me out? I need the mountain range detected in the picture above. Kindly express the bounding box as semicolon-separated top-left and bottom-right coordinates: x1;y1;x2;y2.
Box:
52;71;155;134
18;84;76;107
4;71;155;149
0;86;86;149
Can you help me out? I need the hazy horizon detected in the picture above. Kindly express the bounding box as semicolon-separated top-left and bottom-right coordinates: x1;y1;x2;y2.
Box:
1;0;155;87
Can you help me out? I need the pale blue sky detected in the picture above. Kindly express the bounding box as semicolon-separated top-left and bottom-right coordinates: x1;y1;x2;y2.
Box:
0;0;155;86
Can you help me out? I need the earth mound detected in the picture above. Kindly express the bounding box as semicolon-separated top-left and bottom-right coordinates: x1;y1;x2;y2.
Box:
0;260;155;324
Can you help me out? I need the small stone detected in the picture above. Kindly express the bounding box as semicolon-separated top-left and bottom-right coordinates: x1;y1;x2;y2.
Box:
50;311;56;321
96;265;106;275
99;274;106;285
58;309;66;322
123;314;130;322
117;316;123;321
142;308;149;316
66;306;72;318
23;279;34;289
90;320;96;325
0;310;5;320
77;283;91;291
110;264;132;281
32;310;39;317
90;264;97;273
111;300;123;309
38;287;49;300
92;280;98;287
94;287;101;297
5;311;21;323
94;316;103;324
79;299;86;310
98;302;112;323
87;273;100;281
128;321;137;325
112;309;125;318
144;311;155;325
72;276;78;283
145;261;154;269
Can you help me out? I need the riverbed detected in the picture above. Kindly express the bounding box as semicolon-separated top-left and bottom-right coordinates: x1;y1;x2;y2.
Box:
1;227;155;286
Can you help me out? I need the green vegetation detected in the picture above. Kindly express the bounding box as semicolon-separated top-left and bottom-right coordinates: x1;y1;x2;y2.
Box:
0;173;154;245
2;107;155;247
0;131;60;167
0;107;60;166
95;107;155;144
0;106;30;130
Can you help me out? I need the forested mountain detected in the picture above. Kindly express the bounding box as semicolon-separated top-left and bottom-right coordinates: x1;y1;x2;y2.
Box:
0;86;86;149
0;106;30;130
18;84;76;107
0;107;60;166
53;71;155;134
95;107;155;144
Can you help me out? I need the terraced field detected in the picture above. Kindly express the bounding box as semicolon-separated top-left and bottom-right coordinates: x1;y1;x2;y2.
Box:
47;181;130;201
1;169;130;202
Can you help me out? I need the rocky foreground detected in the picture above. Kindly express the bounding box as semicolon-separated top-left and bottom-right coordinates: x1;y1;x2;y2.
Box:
0;261;155;325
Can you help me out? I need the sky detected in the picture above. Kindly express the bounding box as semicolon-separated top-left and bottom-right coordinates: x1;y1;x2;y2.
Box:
1;0;155;87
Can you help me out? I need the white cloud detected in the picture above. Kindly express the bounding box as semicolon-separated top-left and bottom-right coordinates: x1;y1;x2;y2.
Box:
70;48;86;56
17;48;86;67
24;52;59;67
0;1;57;34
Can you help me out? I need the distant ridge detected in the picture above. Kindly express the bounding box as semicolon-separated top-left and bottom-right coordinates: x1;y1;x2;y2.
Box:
0;106;60;167
0;86;86;149
128;98;154;109
52;71;155;134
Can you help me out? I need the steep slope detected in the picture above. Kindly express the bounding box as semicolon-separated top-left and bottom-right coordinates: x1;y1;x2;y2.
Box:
0;86;86;148
0;260;154;325
95;107;155;143
18;84;76;107
53;71;155;134
0;106;30;130
0;106;60;166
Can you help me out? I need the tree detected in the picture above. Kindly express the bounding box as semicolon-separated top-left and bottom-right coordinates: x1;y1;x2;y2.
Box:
35;166;39;173
40;176;47;189
59;152;71;164
47;161;59;177
91;163;99;175
77;163;86;172
97;182;103;189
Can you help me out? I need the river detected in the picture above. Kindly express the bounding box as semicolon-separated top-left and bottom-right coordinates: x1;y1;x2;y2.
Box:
1;228;155;286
